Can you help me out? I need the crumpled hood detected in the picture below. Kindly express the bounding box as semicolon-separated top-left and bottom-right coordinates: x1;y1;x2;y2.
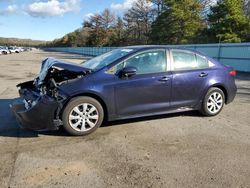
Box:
37;57;90;85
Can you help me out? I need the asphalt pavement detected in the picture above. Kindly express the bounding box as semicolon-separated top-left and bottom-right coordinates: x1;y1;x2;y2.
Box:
0;49;250;188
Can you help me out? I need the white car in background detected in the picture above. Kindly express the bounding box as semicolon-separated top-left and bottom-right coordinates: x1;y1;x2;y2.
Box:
8;47;20;53
0;47;10;55
18;47;24;52
0;49;4;55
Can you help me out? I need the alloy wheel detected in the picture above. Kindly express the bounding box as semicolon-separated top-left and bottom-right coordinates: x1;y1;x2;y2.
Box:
69;103;99;132
206;92;223;114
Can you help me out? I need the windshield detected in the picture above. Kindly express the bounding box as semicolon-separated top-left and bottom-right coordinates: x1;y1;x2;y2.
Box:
81;48;134;71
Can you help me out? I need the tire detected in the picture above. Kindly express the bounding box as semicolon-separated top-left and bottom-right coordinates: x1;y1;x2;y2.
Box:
62;96;104;136
200;87;225;116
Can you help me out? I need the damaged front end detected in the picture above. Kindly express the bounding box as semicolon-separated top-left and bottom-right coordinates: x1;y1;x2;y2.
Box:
10;57;91;131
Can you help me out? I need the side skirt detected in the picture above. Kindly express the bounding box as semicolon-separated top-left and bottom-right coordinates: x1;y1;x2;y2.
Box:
109;106;197;121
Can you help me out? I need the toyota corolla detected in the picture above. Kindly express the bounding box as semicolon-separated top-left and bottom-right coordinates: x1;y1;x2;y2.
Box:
10;46;237;136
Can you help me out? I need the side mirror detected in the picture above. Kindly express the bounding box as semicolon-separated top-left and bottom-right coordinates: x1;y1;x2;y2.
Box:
120;66;137;77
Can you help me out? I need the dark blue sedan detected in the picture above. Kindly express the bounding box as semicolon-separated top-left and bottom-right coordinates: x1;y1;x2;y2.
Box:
11;46;237;136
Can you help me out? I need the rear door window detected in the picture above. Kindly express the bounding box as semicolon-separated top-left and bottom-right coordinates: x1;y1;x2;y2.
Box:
172;50;209;71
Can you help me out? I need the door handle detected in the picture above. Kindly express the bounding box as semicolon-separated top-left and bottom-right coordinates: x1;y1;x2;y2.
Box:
199;72;208;77
159;76;170;82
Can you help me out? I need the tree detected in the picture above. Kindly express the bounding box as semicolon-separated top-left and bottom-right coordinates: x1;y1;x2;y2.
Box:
81;9;117;46
75;26;92;46
150;0;204;44
101;8;116;29
124;0;155;44
107;16;126;46
207;0;250;43
243;0;250;17
46;0;250;47
150;0;165;15
199;0;216;19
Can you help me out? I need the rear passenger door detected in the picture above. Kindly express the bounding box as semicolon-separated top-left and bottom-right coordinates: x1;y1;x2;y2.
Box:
170;49;210;108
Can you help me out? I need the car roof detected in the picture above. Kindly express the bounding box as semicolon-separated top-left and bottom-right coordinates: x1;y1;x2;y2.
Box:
123;45;193;51
123;45;169;50
122;45;206;56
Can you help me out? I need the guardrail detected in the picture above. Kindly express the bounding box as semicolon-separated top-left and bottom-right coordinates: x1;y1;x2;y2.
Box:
45;43;250;72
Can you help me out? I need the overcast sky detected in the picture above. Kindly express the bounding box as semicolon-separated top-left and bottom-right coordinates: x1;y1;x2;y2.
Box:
0;0;137;41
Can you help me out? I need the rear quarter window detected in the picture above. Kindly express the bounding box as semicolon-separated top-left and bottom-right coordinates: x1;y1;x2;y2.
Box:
196;55;209;69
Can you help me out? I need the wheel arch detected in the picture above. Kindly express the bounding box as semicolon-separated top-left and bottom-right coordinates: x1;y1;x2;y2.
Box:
60;92;108;121
208;84;228;104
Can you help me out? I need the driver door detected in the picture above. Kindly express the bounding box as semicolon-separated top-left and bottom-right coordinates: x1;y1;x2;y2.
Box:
113;49;172;117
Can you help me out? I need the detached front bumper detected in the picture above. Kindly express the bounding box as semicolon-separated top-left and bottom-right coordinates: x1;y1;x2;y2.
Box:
10;95;60;131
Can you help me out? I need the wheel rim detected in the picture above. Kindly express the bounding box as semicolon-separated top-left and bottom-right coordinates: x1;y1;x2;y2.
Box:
207;92;223;114
68;103;99;132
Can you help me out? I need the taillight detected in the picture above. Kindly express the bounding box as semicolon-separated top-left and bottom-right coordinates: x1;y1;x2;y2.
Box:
229;70;237;76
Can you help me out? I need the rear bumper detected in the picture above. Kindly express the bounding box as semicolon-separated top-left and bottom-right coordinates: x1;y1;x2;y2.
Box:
226;82;237;104
10;95;60;131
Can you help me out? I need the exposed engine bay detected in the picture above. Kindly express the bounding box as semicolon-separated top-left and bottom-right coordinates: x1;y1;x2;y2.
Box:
34;58;91;98
10;57;92;131
18;57;92;109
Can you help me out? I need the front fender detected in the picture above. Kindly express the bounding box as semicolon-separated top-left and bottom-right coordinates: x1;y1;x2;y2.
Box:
58;76;116;120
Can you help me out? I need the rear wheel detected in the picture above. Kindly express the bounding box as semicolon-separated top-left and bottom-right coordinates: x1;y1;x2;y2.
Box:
200;87;225;116
62;96;104;136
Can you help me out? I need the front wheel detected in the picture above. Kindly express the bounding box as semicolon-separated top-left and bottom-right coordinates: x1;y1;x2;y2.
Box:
200;87;225;116
62;96;104;136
